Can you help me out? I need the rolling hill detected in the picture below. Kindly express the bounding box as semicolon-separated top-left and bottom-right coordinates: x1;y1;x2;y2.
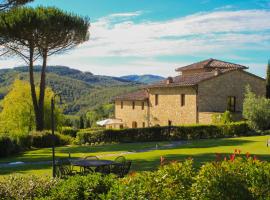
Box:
120;74;164;84
0;66;141;115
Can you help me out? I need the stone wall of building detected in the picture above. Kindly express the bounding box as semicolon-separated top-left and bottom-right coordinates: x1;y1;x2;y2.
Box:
148;86;197;126
197;70;266;122
115;100;149;128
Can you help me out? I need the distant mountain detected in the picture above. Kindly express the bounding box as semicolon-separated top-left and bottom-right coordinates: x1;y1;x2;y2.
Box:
0;66;141;115
120;74;165;84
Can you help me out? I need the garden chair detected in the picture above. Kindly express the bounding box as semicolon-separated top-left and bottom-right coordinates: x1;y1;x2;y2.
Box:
83;155;99;174
122;160;132;177
55;158;77;179
111;156;128;177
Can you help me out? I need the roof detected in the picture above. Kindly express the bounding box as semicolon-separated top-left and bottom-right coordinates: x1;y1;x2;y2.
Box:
175;58;248;72
114;90;149;101
96;119;123;126
147;69;234;88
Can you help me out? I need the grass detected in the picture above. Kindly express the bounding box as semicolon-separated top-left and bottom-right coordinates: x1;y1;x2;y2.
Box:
0;135;270;177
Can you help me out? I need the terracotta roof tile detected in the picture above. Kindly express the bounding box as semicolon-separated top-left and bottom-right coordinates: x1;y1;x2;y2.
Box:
114;90;149;101
147;69;234;88
175;58;248;72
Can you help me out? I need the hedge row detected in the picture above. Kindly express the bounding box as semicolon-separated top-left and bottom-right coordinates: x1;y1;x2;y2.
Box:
0;158;269;200
0;131;73;157
76;122;252;144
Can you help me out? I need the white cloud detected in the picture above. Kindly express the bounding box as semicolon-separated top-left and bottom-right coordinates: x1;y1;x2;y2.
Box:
1;9;270;77
79;9;270;57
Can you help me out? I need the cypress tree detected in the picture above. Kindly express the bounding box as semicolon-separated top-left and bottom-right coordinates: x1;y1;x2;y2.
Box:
266;60;270;99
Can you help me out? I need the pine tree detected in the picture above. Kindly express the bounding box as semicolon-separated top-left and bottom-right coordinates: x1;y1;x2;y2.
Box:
266;60;270;99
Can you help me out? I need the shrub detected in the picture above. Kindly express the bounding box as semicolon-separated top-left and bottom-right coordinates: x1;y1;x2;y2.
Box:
46;173;116;200
106;160;194;200
191;158;270;200
243;86;270;130
60;126;78;137
212;111;233;124
0;136;18;157
0;175;59;200
76;122;251;144
31;131;73;148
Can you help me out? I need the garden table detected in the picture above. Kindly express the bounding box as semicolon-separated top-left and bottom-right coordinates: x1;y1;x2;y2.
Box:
72;159;115;174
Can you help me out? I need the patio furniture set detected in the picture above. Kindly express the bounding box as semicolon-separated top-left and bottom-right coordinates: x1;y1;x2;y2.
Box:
55;156;132;179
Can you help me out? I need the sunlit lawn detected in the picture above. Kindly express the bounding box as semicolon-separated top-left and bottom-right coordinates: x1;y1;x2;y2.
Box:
0;135;270;177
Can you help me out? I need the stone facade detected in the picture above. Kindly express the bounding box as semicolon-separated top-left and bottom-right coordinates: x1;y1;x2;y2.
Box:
147;87;197;126
114;60;266;128
115;100;149;128
197;70;265;123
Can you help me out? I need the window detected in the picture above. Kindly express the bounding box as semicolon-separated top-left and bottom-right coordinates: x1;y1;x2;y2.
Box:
121;101;123;109
155;94;159;106
227;96;236;112
132;121;137;128
142;122;145;128
142;102;145;110
132;101;135;110
181;94;185;106
168;120;172;126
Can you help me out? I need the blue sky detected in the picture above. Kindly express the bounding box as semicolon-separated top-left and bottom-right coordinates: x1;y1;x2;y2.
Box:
1;0;270;77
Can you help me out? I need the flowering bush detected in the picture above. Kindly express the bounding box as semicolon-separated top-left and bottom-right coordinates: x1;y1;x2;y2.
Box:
106;160;195;200
1;153;269;200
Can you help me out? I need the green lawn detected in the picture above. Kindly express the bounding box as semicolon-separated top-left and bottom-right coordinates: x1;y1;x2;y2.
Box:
0;135;270;177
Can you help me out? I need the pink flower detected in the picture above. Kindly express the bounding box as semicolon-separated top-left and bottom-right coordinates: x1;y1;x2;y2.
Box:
230;154;236;161
224;156;227;161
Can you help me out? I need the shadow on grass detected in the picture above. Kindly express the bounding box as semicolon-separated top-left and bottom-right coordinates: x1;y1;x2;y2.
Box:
1;152;269;176
179;138;254;149
0;163;51;175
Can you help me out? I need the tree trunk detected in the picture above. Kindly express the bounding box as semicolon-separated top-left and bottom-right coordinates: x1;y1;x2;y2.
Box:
29;46;41;131
38;50;47;131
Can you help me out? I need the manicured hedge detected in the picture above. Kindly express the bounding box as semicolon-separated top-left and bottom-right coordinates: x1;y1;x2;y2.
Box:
0;131;73;157
76;122;252;144
60;126;78;137
1;158;269;200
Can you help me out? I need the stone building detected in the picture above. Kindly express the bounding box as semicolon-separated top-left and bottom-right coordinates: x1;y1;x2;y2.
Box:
113;59;266;128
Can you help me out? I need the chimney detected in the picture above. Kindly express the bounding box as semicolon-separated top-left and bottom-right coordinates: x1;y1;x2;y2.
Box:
214;68;221;76
166;77;173;84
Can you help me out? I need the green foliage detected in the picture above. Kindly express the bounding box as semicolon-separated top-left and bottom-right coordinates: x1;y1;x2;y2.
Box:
0;131;73;157
46;173;116;200
60;126;78;137
76;122;251;144
212;110;233;124
266;60;270;99
0;0;33;11
0;80;63;133
243;86;270;130
107;160;194;200
0;136;18;157
1;158;270;199
86;104;114;127
191;158;270;200
0;175;59;200
31;131;73;148
0;66;140;115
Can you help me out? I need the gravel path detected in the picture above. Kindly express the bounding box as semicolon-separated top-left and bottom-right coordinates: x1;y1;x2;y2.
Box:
0;141;187;168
